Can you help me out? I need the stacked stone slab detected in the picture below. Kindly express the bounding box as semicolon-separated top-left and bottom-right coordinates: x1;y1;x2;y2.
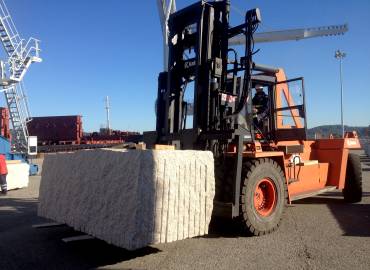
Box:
364;142;370;157
38;149;215;250
360;139;370;157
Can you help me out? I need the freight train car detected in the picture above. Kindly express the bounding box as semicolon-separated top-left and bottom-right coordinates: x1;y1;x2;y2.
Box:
27;115;83;145
82;130;141;144
27;115;142;151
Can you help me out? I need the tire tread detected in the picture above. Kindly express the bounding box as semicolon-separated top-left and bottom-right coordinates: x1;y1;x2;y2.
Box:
240;158;287;236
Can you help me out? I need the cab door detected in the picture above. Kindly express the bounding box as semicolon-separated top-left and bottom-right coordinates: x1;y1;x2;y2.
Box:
273;70;307;141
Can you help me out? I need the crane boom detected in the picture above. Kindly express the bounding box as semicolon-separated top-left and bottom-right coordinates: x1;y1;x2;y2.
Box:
229;24;348;45
157;1;348;48
157;0;176;70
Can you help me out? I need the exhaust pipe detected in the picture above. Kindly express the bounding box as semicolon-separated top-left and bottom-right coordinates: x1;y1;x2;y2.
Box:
252;63;279;73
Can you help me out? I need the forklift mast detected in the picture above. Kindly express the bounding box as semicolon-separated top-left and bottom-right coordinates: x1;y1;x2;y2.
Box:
146;0;362;235
154;1;261;153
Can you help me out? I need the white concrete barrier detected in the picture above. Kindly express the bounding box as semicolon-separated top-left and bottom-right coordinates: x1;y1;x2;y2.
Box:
38;149;215;250
7;162;29;190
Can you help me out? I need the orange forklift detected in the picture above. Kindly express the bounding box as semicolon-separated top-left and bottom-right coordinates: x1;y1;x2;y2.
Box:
143;1;362;235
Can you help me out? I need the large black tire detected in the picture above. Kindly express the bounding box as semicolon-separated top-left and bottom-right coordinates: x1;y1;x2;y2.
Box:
343;153;362;203
241;158;287;236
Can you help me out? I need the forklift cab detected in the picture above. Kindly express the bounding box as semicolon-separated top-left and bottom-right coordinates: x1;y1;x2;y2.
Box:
250;70;307;142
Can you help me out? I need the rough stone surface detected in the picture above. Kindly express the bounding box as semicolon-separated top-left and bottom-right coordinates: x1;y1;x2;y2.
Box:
7;163;29;190
360;139;370;157
38;149;215;250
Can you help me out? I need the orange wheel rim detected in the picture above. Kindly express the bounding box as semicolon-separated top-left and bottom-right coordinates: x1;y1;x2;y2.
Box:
253;178;276;217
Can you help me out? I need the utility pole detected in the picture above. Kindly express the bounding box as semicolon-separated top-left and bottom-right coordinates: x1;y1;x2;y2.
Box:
105;96;111;135
335;50;346;138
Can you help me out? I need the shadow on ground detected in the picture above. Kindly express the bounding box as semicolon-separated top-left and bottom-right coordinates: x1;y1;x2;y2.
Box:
295;196;370;237
67;240;160;268
203;216;250;238
0;197;160;270
0;197;41;232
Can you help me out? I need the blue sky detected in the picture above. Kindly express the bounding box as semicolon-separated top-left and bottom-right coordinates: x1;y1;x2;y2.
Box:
2;0;370;132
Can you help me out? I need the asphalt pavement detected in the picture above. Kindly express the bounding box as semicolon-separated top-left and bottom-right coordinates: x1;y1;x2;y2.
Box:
0;151;369;270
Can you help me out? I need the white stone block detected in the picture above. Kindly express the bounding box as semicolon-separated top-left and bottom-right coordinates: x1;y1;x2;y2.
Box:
38;149;215;250
6;162;29;190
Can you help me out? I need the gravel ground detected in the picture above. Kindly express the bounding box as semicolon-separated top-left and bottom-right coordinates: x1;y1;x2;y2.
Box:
0;151;369;270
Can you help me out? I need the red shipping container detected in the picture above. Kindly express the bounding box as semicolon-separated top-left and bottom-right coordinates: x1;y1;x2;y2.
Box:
27;115;83;145
0;107;10;139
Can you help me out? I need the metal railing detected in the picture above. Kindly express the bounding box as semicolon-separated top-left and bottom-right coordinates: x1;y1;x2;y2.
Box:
0;0;41;154
0;0;41;80
9;38;41;80
18;81;32;123
0;0;22;44
4;85;29;152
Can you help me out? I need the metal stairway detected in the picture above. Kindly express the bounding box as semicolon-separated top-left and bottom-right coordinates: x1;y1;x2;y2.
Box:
0;0;41;83
3;83;31;153
0;0;41;153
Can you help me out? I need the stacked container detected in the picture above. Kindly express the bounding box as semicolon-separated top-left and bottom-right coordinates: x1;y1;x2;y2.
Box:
27;115;83;145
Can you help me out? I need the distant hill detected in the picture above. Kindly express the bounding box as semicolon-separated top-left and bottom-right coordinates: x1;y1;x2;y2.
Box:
307;125;370;139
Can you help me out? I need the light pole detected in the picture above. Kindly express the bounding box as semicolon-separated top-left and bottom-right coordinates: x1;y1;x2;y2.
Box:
335;49;346;138
105;96;111;135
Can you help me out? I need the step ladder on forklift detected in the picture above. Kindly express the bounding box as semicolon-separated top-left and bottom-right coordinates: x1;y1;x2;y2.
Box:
0;0;41;154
